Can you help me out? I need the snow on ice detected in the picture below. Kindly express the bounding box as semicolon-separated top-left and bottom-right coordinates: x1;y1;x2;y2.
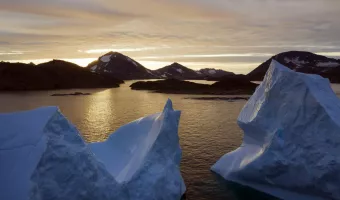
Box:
212;60;340;200
89;99;186;199
0;100;185;200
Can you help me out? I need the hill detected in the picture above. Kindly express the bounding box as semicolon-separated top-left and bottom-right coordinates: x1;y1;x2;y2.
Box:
247;51;340;82
0;60;123;91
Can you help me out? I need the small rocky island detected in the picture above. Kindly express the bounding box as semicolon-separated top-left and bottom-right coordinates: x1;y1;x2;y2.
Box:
130;77;258;95
51;92;91;96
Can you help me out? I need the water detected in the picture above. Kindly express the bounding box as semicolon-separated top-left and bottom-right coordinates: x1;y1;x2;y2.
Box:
1;81;340;200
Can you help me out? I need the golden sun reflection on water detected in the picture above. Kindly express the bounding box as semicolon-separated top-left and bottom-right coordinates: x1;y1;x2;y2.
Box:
83;89;116;141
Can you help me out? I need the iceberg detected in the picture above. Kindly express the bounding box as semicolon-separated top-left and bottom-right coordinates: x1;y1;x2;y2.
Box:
0;99;185;200
89;99;186;199
211;60;340;200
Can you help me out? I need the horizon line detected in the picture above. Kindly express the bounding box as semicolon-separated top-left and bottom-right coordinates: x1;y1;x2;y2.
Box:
1;51;340;74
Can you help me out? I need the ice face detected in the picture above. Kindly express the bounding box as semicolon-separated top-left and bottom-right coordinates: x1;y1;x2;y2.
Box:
30;110;120;200
0;107;56;200
212;60;340;200
0;107;119;200
89;99;186;199
0;99;185;200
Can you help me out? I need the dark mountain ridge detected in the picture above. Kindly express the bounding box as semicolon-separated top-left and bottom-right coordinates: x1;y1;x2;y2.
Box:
87;52;234;80
247;51;340;82
4;50;339;91
0;60;123;91
153;62;203;80
198;68;235;79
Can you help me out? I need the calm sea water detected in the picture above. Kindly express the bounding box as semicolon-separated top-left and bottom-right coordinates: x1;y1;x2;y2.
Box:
1;81;340;200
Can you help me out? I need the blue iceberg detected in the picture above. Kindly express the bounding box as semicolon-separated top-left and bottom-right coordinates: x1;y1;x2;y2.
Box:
89;99;186;199
0;99;185;200
212;60;340;200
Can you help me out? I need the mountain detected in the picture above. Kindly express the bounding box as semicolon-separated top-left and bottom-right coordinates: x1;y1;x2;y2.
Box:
88;53;236;80
197;68;235;79
0;60;123;91
247;51;340;82
154;63;235;80
153;62;203;80
87;52;158;80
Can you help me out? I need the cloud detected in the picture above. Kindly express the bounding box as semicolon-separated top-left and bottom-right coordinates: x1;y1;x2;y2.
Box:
0;0;340;73
0;51;24;55
317;52;340;57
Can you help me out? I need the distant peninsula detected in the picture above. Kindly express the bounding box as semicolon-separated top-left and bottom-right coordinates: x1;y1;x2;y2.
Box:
51;92;91;96
130;78;258;95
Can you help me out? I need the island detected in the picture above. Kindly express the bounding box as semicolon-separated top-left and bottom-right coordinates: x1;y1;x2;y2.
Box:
51;92;91;96
185;97;249;101
130;78;258;95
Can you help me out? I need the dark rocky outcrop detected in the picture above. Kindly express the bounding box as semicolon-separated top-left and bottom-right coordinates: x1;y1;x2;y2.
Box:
0;60;123;91
185;97;249;101
131;78;209;91
51;92;91;96
130;77;258;95
212;75;257;92
247;51;340;82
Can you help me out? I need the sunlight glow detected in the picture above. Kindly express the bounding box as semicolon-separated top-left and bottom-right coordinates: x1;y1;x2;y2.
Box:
3;58;96;67
64;58;97;66
136;53;273;60
317;52;340;57
2;58;259;74
139;60;259;74
83;47;168;54
0;51;24;55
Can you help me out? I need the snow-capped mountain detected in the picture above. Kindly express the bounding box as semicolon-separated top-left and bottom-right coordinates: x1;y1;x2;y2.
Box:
247;51;340;82
154;62;204;80
87;52;240;80
197;68;234;79
87;52;158;80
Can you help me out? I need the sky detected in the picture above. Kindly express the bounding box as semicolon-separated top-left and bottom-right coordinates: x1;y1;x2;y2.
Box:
1;0;340;74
